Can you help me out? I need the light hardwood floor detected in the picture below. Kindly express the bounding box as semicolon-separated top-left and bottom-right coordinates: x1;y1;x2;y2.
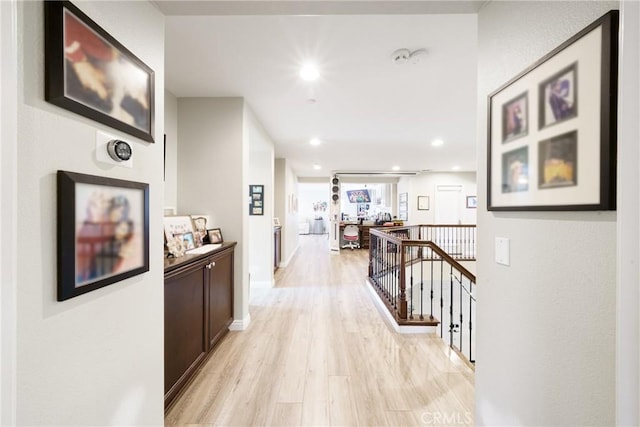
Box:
165;235;474;427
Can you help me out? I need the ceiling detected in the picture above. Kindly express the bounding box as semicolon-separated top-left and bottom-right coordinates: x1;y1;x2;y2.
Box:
159;1;481;178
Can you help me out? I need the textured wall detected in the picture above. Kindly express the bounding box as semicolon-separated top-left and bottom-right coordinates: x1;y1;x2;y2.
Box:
177;97;250;324
16;1;165;424
247;106;275;286
475;2;618;426
164;90;178;209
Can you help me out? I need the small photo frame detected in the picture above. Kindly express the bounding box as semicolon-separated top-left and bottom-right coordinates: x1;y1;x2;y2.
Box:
538;130;578;189
182;232;195;250
538;63;578;129
466;196;478;209
57;170;149;301
163;215;194;256
417;196;430;210
191;216;207;247
502;92;528;143
501;146;529;194
207;228;223;244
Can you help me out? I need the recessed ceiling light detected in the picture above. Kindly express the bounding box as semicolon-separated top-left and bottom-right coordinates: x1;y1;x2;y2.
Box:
299;64;319;81
452;165;461;171
309;138;321;146
313;164;322;170
432;139;444;147
392;165;400;171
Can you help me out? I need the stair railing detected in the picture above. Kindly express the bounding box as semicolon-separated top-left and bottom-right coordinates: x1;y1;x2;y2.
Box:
368;225;476;364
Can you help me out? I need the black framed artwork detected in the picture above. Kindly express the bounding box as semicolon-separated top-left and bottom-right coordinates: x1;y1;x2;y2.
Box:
487;10;618;211
45;1;155;142
57;171;149;301
249;185;264;215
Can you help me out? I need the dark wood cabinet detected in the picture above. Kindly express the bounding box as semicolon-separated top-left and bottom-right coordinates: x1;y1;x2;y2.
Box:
207;249;233;349
274;226;281;271
164;242;236;410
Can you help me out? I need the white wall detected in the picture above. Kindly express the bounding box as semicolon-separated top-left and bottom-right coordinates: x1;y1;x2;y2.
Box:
398;172;477;225
246;106;275;287
176;97;250;327
1;0;18;424
616;1;640;424
475;2;617;426
275;159;299;266
298;182;329;233
16;1;165;425
164;90;178;209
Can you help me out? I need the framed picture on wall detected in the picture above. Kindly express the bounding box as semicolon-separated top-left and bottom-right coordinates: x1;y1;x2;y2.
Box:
57;170;149;301
398;192;408;221
487;10;618;211
249;185;264;215
44;1;155;142
417;196;430;210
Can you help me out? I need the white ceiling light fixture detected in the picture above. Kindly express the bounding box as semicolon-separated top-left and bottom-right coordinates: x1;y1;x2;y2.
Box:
309;137;321;146
299;63;320;81
392;165;400;171
313;164;322;170
431;139;444;147
391;48;427;65
452;165;461;171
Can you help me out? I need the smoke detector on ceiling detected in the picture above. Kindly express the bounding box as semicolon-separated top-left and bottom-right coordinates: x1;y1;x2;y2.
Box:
391;48;427;65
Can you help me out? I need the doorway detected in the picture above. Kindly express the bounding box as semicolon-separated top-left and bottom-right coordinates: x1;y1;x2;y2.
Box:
435;184;462;225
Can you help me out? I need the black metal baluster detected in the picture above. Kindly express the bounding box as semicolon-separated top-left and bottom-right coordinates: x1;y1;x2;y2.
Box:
439;258;444;339
409;245;413;320
429;247;434;321
459;271;464;355
469;285;474;363
449;265;454;347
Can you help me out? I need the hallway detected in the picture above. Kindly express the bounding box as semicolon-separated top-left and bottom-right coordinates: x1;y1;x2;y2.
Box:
165;235;474;426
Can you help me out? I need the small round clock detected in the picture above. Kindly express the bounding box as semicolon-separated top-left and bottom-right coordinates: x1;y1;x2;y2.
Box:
107;139;132;162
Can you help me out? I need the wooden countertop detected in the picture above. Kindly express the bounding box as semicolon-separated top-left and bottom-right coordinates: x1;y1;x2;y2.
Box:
164;241;237;273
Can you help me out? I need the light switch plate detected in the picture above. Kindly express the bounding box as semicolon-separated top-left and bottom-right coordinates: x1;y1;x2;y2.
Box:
495;237;510;266
96;130;133;168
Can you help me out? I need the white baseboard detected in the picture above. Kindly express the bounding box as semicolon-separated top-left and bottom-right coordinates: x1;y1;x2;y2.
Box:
364;280;436;334
229;314;251;331
250;280;273;289
279;243;299;267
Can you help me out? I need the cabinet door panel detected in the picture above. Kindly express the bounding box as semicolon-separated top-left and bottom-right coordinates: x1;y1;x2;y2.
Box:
208;251;233;348
164;265;206;397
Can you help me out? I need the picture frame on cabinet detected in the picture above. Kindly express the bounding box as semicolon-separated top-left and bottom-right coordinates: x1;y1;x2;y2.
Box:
487;10;618;211
57;170;149;301
191;216;207;247
44;1;155;142
207;228;224;244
